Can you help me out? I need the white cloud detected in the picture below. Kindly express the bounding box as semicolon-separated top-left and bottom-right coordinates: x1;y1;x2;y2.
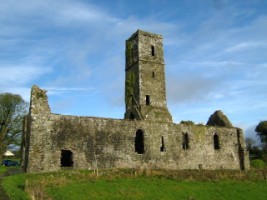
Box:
225;41;267;52
56;2;118;25
45;87;95;97
0;65;52;86
0;65;52;101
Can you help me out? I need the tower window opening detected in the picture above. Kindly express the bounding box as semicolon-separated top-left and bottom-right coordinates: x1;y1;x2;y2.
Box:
182;133;189;149
61;150;73;167
214;134;220;149
151;45;155;56
135;130;144;154
160;136;165;152
152;71;155;78
146;95;150;105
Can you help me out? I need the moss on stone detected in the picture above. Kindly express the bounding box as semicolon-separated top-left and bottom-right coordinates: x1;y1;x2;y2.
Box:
141;106;172;123
192;125;207;142
32;85;46;99
35;90;46;99
126;40;132;65
154;109;170;118
206;110;233;128
137;29;163;38
125;71;135;105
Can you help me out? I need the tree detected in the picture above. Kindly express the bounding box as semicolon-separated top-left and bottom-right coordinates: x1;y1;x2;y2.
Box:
245;137;255;151
0;93;28;162
255;121;267;144
245;137;263;159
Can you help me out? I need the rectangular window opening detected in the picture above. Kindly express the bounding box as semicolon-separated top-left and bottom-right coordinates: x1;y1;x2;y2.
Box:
160;136;165;152
152;71;155;78
182;133;189;150
151;46;155;56
146;95;150;105
214;134;220;150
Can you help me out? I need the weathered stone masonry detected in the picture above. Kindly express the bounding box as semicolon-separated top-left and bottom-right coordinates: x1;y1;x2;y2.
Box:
22;30;250;173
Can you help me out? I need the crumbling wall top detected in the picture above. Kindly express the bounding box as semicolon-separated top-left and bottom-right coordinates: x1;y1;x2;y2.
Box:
206;110;233;128
128;29;163;41
30;85;51;115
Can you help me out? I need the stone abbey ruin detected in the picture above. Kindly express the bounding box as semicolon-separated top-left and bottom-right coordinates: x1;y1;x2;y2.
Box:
22;30;249;173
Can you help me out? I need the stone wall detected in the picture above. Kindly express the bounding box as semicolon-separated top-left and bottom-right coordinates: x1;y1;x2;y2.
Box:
22;86;249;173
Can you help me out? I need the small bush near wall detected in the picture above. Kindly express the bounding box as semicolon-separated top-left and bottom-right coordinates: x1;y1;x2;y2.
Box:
251;159;266;169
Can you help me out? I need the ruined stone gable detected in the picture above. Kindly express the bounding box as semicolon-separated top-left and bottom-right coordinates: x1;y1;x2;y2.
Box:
21;30;250;173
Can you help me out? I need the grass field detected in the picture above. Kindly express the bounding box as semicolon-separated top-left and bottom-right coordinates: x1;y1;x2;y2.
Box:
47;178;267;200
1;168;267;200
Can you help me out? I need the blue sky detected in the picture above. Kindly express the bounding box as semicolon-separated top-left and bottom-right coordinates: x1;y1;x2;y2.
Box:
0;0;266;142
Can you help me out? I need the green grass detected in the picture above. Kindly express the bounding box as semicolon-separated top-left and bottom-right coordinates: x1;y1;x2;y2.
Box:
2;169;267;200
46;178;267;200
1;174;30;200
0;166;7;175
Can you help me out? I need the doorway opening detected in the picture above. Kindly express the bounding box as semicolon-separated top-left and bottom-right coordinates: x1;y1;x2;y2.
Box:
135;130;144;154
61;150;73;167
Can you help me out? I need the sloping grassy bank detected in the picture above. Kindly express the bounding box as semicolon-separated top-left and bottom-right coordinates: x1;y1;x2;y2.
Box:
2;169;267;200
0;166;10;200
1;173;30;200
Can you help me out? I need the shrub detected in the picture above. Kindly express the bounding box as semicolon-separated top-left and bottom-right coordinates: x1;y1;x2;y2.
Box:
180;120;195;125
251;159;266;169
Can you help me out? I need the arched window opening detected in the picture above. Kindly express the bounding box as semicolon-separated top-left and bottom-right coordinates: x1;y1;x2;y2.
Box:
135;130;144;154
61;150;73;167
214;134;220;149
146;95;150;105
182;133;189;149
151;45;155;56
160;136;165;152
129;112;135;120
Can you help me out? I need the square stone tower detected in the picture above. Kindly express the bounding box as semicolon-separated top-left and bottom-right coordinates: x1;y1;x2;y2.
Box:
124;30;172;122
